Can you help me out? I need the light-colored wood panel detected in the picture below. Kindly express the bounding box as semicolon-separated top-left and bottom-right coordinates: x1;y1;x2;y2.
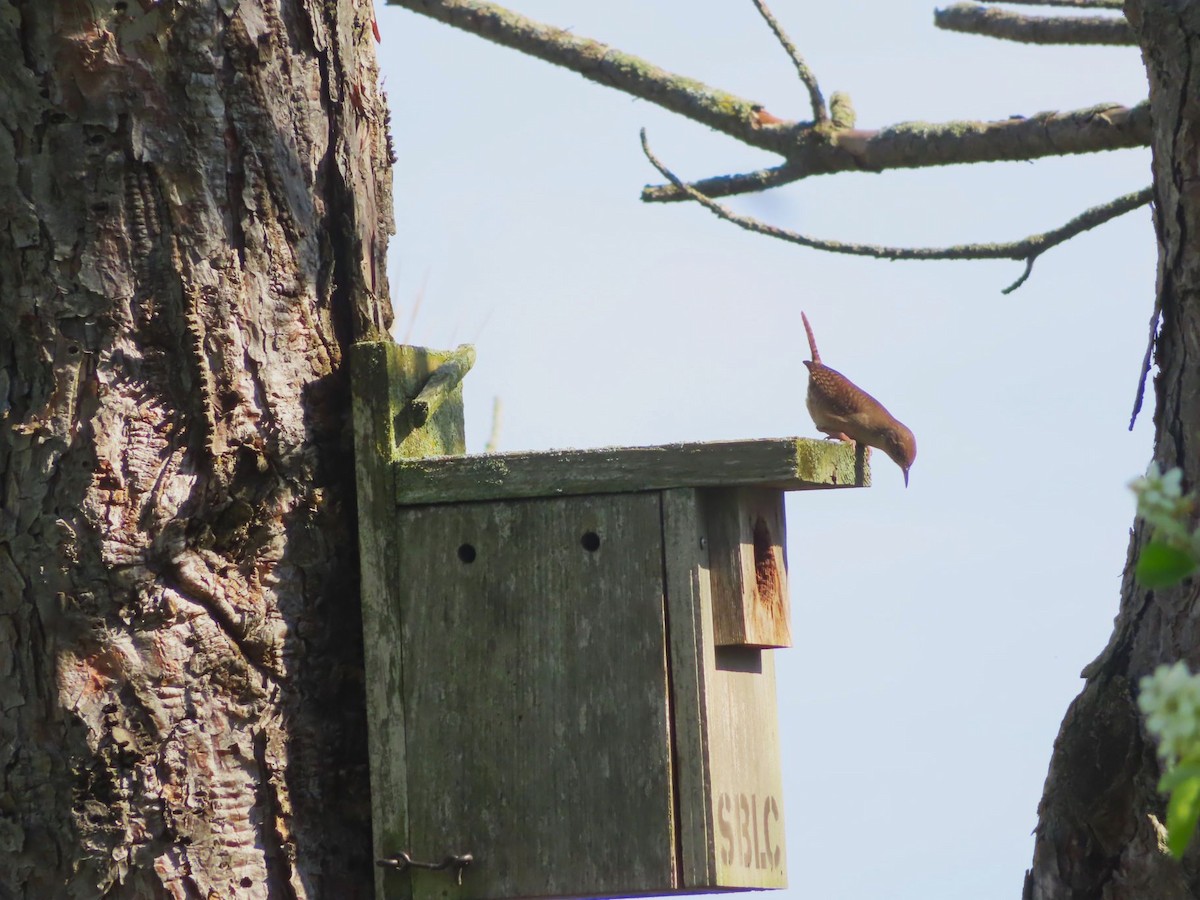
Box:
705;489;791;649
664;491;789;891
706;648;787;889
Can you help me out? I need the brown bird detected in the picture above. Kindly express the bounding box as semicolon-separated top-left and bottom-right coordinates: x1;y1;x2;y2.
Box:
750;104;786;127
802;311;917;486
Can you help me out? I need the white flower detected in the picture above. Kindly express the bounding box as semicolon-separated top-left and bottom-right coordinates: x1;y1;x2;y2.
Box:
1140;662;1200;763
1130;462;1162;492
1131;464;1194;544
1163;467;1185;499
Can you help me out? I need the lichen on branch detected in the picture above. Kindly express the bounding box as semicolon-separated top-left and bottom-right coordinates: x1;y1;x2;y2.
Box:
389;0;1152;290
935;2;1136;45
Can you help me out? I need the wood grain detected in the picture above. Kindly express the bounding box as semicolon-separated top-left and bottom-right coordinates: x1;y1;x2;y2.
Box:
660;488;715;888
393;493;678;900
352;342;468;900
706;646;788;888
704;489;791;649
394;436;866;505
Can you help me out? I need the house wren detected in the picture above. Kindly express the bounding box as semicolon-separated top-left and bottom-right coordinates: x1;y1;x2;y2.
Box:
802;311;917;486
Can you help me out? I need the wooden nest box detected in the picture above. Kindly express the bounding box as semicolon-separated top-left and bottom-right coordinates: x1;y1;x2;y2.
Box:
352;343;867;900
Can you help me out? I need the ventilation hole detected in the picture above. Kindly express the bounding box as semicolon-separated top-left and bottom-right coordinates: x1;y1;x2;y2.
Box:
457;543;476;564
580;531;600;552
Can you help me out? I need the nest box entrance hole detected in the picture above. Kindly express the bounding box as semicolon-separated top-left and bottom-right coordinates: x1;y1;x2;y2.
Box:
705;488;791;650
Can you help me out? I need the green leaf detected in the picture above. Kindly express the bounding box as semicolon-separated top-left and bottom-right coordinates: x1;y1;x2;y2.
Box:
1136;542;1197;588
1167;775;1200;858
1160;763;1200;793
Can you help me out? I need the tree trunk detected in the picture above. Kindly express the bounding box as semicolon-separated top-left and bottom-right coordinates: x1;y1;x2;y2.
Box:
0;1;391;896
1026;3;1200;898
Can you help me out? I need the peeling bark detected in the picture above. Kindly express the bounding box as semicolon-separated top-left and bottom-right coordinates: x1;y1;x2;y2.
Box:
1025;2;1200;898
0;0;391;896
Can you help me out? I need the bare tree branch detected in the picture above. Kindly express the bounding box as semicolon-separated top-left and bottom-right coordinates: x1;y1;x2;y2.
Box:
935;3;1135;45
643;102;1151;202
641;162;803;203
395;0;1151;290
390;0;1150;178
641;129;1150;293
749;0;826;123
387;0;799;149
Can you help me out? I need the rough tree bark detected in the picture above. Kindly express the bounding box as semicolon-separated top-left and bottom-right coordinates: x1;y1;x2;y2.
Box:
0;1;390;897
1025;2;1200;898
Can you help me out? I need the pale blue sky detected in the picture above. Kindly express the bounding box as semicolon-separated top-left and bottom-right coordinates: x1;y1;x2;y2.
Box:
377;2;1153;896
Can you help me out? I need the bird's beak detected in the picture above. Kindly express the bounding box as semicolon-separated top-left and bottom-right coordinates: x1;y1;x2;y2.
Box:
904;468;910;488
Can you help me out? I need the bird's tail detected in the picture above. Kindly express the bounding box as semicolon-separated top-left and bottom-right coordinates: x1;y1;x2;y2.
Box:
801;311;821;364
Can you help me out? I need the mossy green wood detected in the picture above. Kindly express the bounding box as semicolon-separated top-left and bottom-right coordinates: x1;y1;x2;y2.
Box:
393;437;866;506
393;493;678;900
351;342;468;900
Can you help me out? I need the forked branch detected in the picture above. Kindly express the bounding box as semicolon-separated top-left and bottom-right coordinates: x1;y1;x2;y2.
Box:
640;130;1151;294
388;0;785;144
642;103;1149;202
391;0;1151;290
748;0;826;122
389;0;1150;183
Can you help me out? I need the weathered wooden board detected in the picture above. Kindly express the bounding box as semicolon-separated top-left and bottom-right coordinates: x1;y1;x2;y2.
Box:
351;342;469;900
660;488;715;888
662;489;788;891
707;648;787;888
354;341;799;900
391;492;678;900
705;489;791;649
394;437;867;506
